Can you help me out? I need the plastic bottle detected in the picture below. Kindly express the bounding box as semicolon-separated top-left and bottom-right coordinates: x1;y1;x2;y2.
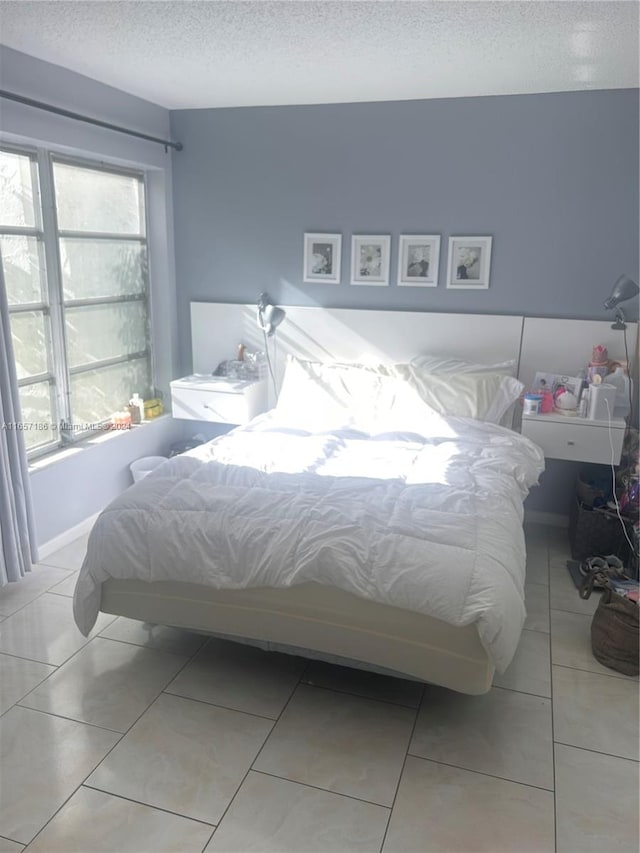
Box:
129;392;145;424
607;368;631;419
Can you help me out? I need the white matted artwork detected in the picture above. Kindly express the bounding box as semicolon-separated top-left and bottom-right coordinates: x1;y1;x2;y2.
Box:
351;235;391;286
303;233;342;284
446;236;492;289
397;235;440;287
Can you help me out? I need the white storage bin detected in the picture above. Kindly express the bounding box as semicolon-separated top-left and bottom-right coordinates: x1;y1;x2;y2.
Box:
130;455;167;484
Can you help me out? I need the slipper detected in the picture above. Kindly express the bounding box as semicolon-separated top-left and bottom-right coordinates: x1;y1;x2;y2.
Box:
579;557;608;585
580;555;630;599
579;555;626;579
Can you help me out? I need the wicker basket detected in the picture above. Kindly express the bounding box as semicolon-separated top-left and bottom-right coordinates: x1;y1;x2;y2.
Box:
590;586;639;676
575;476;605;509
569;498;635;563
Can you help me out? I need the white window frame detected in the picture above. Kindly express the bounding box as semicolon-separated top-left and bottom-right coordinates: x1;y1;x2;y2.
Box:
1;143;154;459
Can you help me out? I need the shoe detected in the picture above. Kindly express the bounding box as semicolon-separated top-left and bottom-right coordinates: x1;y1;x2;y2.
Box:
580;555;629;599
579;554;626;577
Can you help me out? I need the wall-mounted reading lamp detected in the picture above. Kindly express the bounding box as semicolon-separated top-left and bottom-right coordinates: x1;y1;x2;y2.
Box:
256;293;286;398
604;275;639;330
257;293;286;337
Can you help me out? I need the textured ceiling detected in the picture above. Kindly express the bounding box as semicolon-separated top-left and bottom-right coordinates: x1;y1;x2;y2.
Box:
0;1;638;109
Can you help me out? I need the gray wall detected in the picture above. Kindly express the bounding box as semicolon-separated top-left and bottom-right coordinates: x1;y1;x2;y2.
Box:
171;88;639;375
30;418;182;546
170;88;638;517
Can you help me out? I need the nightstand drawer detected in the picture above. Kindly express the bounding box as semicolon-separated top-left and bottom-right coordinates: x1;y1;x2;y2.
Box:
171;376;268;424
522;416;625;464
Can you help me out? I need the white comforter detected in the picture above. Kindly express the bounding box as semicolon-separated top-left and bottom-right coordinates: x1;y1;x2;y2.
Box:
74;413;544;672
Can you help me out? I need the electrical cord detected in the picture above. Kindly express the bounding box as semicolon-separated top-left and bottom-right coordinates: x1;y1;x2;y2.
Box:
622;324;634;418
605;397;638;558
261;326;278;401
257;299;279;401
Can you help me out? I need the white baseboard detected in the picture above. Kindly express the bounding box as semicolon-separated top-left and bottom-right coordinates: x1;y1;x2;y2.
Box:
37;512;100;561
524;509;569;528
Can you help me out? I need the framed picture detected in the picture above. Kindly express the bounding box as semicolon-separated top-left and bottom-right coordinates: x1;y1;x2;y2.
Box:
446;236;492;289
397;235;440;287
303;233;342;284
350;235;391;286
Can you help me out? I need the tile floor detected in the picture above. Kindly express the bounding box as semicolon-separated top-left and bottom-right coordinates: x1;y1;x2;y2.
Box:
0;525;638;852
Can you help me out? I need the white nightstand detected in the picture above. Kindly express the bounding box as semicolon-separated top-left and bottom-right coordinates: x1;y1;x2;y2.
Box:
521;412;626;465
170;375;268;424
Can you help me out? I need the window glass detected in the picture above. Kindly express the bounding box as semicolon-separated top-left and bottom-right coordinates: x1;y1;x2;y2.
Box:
10;311;50;379
60;238;146;300
1;235;46;304
53;162;144;235
0;150;36;228
65;301;148;368
70;358;152;426
17;382;57;451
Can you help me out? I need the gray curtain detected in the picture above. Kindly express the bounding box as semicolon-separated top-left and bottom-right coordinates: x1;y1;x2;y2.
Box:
0;259;38;584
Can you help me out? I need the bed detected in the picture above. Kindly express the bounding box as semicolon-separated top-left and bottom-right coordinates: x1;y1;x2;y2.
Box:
74;349;544;695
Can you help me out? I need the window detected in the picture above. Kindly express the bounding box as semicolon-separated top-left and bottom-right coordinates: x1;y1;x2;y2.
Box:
0;146;153;457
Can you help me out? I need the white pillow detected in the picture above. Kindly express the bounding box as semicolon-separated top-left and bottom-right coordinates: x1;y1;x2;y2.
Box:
274;356;521;431
410;354;517;376
401;365;523;423
275;357;383;430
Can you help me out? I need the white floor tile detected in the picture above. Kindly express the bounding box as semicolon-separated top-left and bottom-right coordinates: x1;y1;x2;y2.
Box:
492;629;551;697
46;573;79;598
205;771;389;853
525;544;549;586
523;523;551;545
20;637;188;732
254;684;415;807
551;609;638;681
550;564;600;617
0;519;633;852
410;685;553;789
524;583;550;632
382;756;555;853
39;535;89;571
0;594;114;666
98;616;207;657
0;567;73;617
166;638;305;719
0;706;119;845
87;692;272;825
0;654;56;715
302;660;423;708
555;744;640;853
547;532;572;565
25;786;214;853
553;666;640;760
0;837;24;852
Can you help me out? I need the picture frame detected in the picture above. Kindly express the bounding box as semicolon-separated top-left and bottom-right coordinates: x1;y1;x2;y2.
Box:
533;372;583;399
446;236;492;289
397;235;440;287
350;235;391;286
303;233;342;284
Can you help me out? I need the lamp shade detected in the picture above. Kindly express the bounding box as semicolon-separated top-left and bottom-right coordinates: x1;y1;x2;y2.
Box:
262;304;285;335
603;275;639;310
257;293;286;337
